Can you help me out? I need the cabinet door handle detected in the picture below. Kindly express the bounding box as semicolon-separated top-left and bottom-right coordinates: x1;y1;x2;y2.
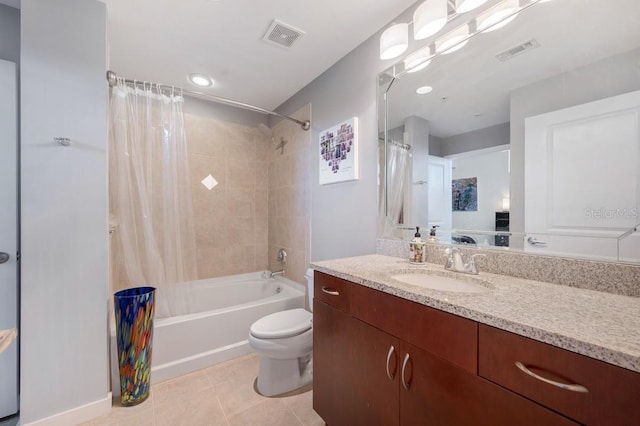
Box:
514;361;589;393
321;287;340;296
401;353;411;390
386;345;396;380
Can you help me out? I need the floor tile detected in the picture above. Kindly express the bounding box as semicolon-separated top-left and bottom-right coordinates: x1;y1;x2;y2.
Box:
81;352;325;426
227;399;302;426
153;369;213;405
281;391;325;426
88;395;155;426
155;388;228;426
215;374;266;418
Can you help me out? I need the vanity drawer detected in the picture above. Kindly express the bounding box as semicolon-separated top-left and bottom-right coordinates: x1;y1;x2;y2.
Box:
351;283;477;374
479;325;640;426
314;271;351;312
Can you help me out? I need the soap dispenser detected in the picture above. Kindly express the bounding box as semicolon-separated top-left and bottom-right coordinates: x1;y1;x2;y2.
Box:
409;227;426;264
428;225;439;243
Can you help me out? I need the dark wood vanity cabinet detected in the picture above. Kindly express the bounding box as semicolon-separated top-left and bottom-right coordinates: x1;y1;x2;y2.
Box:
313;271;585;426
479;325;640;426
399;341;576;426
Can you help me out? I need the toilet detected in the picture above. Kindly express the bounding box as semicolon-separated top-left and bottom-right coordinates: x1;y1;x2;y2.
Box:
248;269;314;396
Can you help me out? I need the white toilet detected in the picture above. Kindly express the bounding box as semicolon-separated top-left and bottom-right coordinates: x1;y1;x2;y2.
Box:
249;269;314;396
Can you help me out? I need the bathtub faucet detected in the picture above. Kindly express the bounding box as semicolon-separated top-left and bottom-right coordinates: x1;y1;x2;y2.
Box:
270;270;285;278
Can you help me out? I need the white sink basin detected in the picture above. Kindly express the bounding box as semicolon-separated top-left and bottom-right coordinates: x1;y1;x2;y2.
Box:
390;273;491;293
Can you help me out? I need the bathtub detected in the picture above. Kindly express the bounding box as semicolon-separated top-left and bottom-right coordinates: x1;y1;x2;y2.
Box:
110;271;305;394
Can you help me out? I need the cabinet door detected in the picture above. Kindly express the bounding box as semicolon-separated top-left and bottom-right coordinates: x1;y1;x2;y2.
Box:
350;318;400;426
313;300;356;426
399;342;578;426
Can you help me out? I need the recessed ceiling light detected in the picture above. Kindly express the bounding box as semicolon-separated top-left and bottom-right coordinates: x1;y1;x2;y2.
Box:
416;86;433;95
188;73;213;88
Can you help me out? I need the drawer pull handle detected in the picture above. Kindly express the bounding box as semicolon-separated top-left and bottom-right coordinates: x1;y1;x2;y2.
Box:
321;287;340;296
401;353;411;390
514;361;589;393
386;346;396;380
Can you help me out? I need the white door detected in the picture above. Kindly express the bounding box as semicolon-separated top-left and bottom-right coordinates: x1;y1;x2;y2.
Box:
524;90;640;261
427;156;452;242
0;59;18;418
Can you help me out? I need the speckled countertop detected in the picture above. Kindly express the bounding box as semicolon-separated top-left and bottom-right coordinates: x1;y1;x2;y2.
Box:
311;254;640;373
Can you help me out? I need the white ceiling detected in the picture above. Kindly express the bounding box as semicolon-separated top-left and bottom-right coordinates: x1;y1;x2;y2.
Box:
104;0;417;110
385;0;640;137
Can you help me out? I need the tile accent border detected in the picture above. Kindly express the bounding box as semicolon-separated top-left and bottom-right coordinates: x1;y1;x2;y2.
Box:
377;239;640;297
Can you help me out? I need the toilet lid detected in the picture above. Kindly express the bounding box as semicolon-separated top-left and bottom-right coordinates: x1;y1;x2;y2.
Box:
250;308;312;339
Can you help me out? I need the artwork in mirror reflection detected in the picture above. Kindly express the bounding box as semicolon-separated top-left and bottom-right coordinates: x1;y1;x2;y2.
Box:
378;0;640;263
452;177;478;212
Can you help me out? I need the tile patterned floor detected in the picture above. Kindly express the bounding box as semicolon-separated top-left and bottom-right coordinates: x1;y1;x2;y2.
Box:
84;354;324;426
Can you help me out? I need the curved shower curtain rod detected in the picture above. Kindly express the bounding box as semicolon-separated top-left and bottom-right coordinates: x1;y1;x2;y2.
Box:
106;70;311;131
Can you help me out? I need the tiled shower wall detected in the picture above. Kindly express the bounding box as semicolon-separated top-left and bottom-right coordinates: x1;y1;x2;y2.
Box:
268;105;312;285
185;113;270;279
112;104;312;292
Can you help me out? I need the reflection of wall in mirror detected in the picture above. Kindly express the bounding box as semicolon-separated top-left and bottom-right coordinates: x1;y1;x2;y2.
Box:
450;149;510;246
405;116;429;228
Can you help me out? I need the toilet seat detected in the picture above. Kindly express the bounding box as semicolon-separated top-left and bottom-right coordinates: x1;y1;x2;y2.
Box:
250;308;312;339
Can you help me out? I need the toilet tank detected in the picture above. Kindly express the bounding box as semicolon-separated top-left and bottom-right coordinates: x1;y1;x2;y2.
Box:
304;268;314;311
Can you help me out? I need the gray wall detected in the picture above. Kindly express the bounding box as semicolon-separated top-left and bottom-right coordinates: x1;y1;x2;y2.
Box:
0;4;19;65
275;4;421;261
429;135;444;157
439;122;510;157
510;47;640;235
21;0;109;423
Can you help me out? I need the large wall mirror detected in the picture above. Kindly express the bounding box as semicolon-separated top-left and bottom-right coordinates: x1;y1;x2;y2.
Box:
378;0;640;264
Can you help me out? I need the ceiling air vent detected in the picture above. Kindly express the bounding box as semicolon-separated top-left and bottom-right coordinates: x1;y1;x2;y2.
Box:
495;39;541;62
262;19;305;49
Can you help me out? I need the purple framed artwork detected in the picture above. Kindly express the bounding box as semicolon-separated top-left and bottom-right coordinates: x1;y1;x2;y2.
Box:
319;117;359;184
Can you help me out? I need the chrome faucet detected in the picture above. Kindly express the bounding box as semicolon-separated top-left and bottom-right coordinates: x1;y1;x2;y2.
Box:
443;247;485;275
270;269;285;278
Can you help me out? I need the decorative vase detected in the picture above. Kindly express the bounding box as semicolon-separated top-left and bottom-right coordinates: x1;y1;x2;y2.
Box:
114;286;156;406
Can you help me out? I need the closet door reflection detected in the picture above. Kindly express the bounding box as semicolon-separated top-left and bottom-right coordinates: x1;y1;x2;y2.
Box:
524;90;640;262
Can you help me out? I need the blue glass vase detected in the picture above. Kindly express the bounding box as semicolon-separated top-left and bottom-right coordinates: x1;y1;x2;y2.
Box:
114;286;156;406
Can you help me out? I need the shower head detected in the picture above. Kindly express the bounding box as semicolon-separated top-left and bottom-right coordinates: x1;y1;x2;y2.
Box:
275;138;288;154
258;123;288;154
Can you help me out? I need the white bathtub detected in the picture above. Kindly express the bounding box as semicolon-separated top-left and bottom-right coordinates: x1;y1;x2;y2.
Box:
110;271;305;394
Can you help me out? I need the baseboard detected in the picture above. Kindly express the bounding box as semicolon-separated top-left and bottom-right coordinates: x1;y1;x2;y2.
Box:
21;393;111;426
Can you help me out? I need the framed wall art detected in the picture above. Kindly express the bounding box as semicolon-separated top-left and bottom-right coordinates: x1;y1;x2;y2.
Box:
452;177;478;211
319;117;359;185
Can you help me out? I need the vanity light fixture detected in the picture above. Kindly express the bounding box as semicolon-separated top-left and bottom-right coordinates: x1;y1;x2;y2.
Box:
435;24;470;54
379;0;449;60
455;0;489;14
413;0;449;40
188;73;214;88
476;0;522;33
404;47;433;73
416;85;433;94
380;23;409;60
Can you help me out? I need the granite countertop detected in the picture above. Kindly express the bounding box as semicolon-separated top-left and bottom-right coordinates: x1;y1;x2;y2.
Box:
311;254;640;373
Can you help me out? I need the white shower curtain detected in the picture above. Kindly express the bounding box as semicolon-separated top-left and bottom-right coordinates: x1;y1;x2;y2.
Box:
386;141;411;225
109;79;197;318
